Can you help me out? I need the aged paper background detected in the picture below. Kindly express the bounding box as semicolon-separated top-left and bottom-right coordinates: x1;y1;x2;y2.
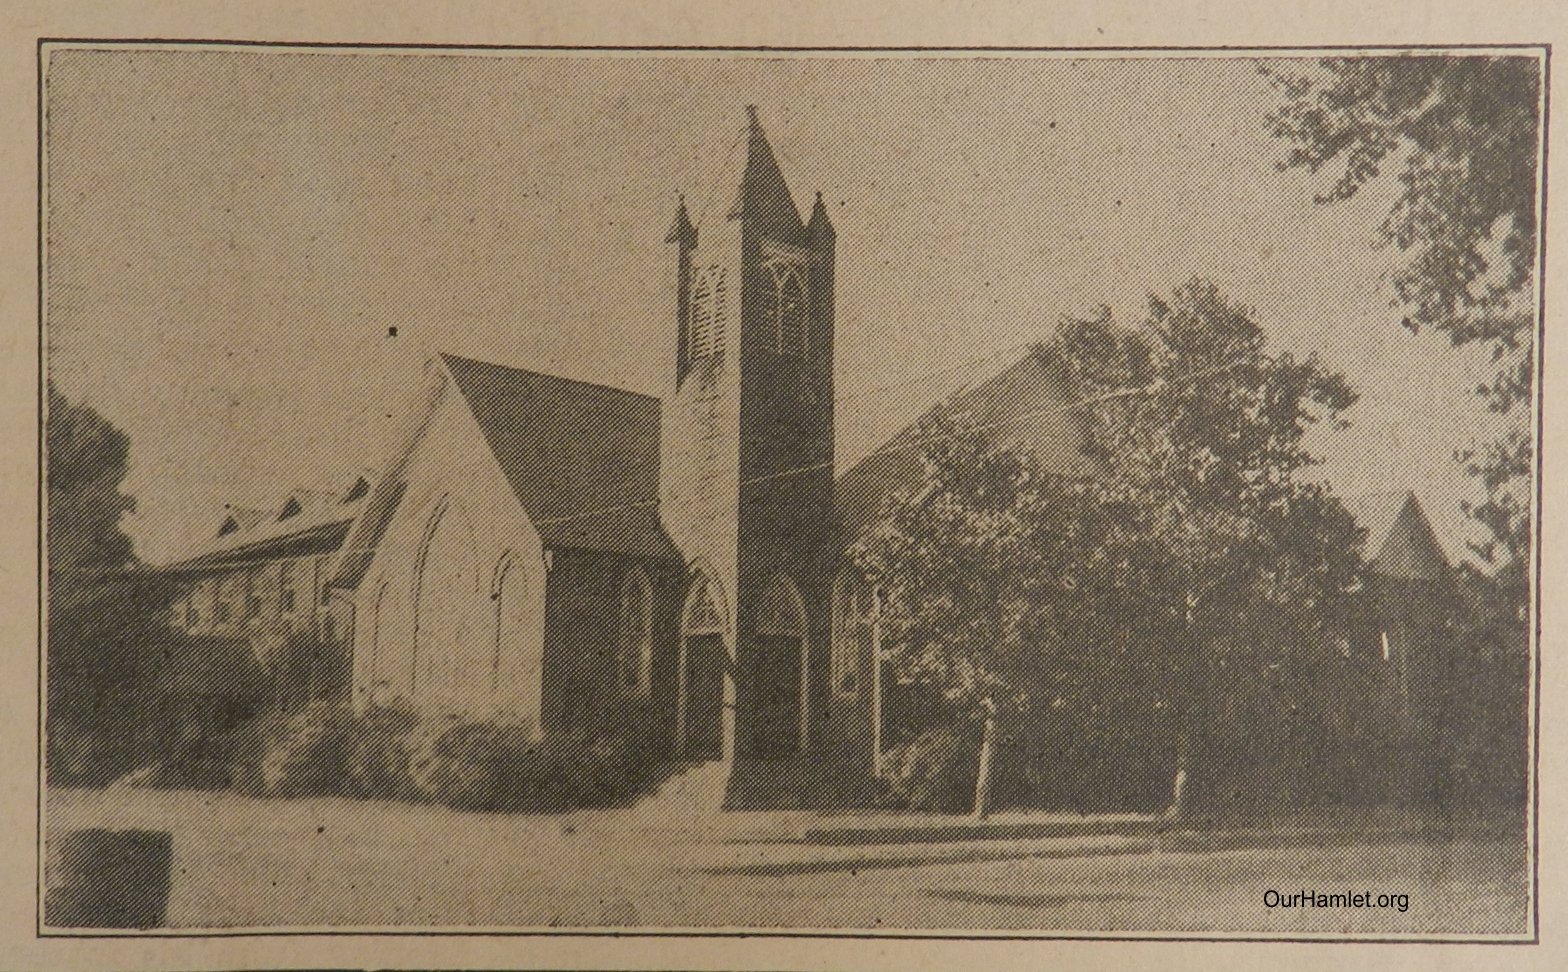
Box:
2;0;1564;969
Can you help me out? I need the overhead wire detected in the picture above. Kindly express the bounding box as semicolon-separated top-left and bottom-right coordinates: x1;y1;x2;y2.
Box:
109;352;1251;580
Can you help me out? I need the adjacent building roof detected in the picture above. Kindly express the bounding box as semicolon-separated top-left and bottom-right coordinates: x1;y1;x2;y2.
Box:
441;354;680;560
834;346;1101;539
216;506;268;538
1341;490;1452;581
160;477;371;575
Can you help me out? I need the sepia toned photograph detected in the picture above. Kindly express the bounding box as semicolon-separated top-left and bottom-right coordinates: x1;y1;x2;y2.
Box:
39;44;1541;940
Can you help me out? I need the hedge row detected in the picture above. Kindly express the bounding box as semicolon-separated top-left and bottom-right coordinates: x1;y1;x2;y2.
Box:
206;701;665;811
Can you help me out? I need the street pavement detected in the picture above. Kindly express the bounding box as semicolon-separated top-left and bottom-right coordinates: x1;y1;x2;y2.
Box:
44;787;1530;936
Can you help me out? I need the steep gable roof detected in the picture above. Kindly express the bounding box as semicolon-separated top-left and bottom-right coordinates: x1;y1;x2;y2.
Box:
440;354;679;560
835;346;1100;539
682;107;808;245
1342;490;1452;581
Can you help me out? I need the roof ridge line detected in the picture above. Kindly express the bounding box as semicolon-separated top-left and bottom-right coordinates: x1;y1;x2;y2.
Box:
437;351;657;403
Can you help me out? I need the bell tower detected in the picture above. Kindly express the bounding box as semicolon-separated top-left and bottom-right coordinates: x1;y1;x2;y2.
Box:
660;107;837;761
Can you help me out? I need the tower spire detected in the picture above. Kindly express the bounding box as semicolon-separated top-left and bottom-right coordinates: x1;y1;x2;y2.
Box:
727;107;805;240
666;192;697;247
807;190;835;245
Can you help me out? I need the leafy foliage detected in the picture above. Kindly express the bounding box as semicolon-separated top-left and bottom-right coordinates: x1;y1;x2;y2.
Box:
233;700;360;797
46;383;181;784
1059;279;1363;669
47;383;136;583
345;704;425;800
881;727;980;813
1265;55;1541;598
854;281;1365;812
225;701;665;812
406;716;663;811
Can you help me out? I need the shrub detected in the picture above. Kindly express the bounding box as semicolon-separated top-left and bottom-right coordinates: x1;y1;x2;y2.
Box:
219;696;664;812
548;732;648;808
401;718;659;812
232;700;357;797
882;727;980;813
407;719;537;810
345;705;423;800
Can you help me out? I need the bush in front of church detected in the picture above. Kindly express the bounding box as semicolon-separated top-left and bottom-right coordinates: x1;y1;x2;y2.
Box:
223;699;666;810
231;700;358;798
405;719;535;810
880;726;981;813
399;721;655;812
345;704;425;801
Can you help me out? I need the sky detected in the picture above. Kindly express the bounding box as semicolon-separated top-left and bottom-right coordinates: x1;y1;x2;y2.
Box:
43;48;1517;564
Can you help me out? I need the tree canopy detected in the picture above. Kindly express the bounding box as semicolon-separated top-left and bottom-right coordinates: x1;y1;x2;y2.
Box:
854;280;1365;814
47;383;178;783
47;382;136;590
1265;55;1541;600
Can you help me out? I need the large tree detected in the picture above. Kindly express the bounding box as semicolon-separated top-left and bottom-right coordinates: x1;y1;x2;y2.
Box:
47;382;176;783
856;280;1364;817
851;413;1130;817
1058;280;1364;816
1265;55;1541;610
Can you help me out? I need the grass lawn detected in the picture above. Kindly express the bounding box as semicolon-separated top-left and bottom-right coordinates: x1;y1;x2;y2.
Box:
44;786;1531;936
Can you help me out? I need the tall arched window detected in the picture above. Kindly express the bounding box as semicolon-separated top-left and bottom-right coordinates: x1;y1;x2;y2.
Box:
690;267;728;359
412;498;479;707
771;265;808;357
617;569;654;696
831;571;872;699
492;555;531;703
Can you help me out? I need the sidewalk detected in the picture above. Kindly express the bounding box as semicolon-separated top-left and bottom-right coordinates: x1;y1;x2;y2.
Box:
786;810;1161;846
634;804;1523;880
584;803;1162;847
694;830;1154;876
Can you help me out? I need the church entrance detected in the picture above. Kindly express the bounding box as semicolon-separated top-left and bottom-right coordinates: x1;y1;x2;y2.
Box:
683;633;727;760
745;575;807;758
679;572;731;761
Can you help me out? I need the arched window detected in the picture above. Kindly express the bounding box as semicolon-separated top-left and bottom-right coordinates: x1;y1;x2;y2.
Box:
684;572;725;635
617;569;654;696
690;267;728;359
831;571;872;698
412;498;479;705
771;265;808;357
757;574;806;637
492;555;526;699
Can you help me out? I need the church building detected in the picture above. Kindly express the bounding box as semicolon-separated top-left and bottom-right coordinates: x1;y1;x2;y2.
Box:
158;107;1465;809
325;108;886;799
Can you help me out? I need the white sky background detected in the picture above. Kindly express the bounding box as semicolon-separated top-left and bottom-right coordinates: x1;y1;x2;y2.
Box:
43;49;1512;564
